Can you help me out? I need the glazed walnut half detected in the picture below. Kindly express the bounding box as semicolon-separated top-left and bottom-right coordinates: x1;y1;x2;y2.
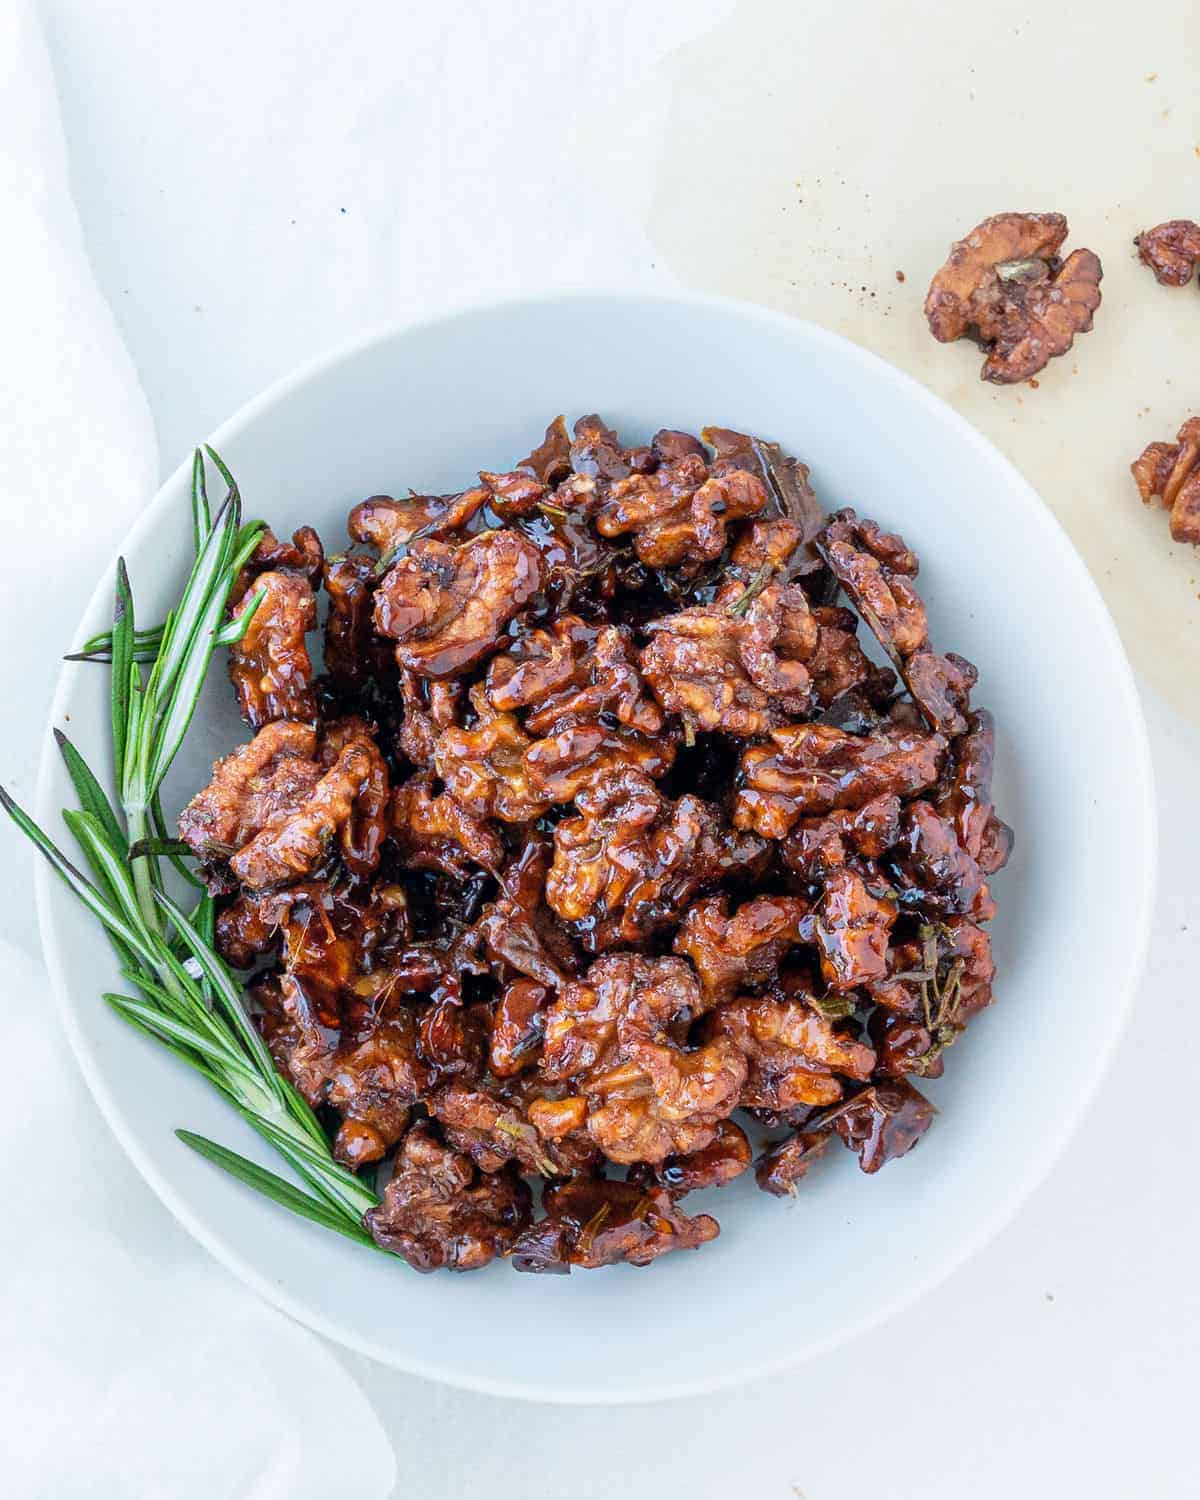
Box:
1131;416;1200;547
925;212;1102;383
1135;220;1200;289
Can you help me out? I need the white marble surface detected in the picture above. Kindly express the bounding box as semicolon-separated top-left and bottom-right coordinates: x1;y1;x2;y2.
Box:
10;0;1199;1494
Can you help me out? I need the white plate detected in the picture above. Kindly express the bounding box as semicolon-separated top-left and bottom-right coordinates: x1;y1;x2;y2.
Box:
35;291;1155;1403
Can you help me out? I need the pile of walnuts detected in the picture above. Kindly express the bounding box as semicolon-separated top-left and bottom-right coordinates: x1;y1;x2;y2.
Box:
181;414;1012;1274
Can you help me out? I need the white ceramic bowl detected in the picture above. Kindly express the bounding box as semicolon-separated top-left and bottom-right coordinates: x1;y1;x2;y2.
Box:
36;292;1155;1403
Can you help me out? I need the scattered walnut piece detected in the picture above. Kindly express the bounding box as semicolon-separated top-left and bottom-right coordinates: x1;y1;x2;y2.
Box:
1131;416;1200;546
925;211;1102;382
363;1124;532;1271
1135;220;1200;287
814;867;896;991
374;530;544;678
228;570;318;729
510;1177;719;1272
433;684;548;823
179;721;320;865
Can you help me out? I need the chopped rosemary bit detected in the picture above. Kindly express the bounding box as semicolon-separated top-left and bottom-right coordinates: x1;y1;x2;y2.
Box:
727;563;773;617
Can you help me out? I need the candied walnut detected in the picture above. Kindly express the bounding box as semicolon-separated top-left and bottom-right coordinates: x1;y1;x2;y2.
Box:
490;979;550;1075
818;509;976;735
434;684;547;823
228;570;317;729
595;452;767;571
702;426;825;574
734;720;946;839
486;617;661;735
398;671;462;769
807;605;894;707
569;413;633;480
705;990;875;1111
318;717;390;879
391;770;503;881
363;1125;532;1271
547;768;766;951
640;582;814;737
925;212;1102;383
829;1080;935;1173
323;553;388;687
523;715;675;805
935;709;1013;875
215;891;281;968
890;800;992;919
179;721;320;866
418;995;491;1077
518;415;573;486
675;894;810;1006
1136;220;1200;288
815;867;896;990
635;1118;752;1194
231;525;324;605
374;530;545;678
782;792;901;883
431;1080;597;1178
349;487;489;559
1131;416;1200;547
755;1130;830;1196
258;971;431;1167
540;955;746;1164
510;1177;719;1273
869;1010;943;1081
476;835;578;989
228;728;389;889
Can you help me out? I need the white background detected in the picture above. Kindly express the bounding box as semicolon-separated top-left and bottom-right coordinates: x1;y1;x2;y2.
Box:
10;1;1200;1495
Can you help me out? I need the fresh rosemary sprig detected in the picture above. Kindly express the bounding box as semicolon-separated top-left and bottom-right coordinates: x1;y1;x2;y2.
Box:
2;449;380;1247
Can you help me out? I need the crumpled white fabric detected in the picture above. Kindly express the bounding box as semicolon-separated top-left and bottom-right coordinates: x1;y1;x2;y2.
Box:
0;5;394;1495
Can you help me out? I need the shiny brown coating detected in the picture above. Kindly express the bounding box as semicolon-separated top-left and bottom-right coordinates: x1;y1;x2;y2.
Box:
1135;220;1200;287
540;954;747;1164
374;530;545;678
735;720;946;839
818;509;976;735
228;570;318;729
547;768;766;951
229;727;388;889
183;413;1012;1276
391;770;504;880
830;1080;935;1173
636;1118;753;1194
1131;416;1200;547
595;452;768;570
364;1125;532;1270
704;989;875;1111
640;581;815;738
349;487;489;558
511;1176;719;1272
674;894;811;1006
925;212;1102;382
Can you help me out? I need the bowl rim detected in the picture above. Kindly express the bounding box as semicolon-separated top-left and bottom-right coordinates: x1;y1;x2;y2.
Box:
33;287;1158;1403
